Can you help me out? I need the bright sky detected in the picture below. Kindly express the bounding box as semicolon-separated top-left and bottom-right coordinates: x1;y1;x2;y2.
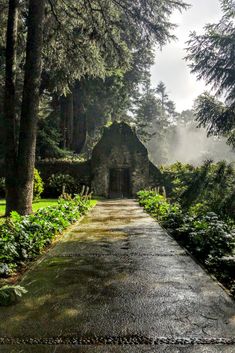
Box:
151;0;223;112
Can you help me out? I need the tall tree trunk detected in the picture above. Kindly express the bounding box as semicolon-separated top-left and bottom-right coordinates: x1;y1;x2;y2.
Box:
66;93;74;149
72;82;87;154
15;0;45;215
60;93;74;149
4;0;19;216
60;95;68;149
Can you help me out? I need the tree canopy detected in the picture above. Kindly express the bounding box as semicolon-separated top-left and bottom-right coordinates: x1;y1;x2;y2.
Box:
186;0;235;146
0;0;189;214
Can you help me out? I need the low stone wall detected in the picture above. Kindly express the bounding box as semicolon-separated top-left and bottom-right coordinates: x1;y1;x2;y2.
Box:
0;160;91;183
0;157;164;197
37;160;92;197
0;160;92;197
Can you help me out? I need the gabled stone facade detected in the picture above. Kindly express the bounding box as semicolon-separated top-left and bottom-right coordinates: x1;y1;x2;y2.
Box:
91;122;161;198
0;122;162;198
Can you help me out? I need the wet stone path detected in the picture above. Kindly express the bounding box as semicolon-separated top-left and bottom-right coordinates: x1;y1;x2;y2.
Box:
0;199;235;353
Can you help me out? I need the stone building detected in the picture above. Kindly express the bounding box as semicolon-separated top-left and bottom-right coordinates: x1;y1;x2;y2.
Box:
17;122;162;198
91;122;162;198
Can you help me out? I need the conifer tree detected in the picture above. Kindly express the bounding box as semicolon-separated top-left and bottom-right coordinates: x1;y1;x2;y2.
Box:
186;0;235;146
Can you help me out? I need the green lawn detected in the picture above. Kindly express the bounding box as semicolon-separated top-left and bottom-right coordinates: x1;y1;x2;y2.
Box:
0;199;58;218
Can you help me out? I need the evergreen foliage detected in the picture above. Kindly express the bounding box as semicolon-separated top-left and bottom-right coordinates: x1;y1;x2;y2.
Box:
186;0;235;146
133;81;178;164
161;161;235;221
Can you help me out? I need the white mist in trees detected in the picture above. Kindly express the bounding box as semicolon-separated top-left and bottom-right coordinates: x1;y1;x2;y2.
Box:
134;84;235;166
134;81;179;165
166;110;235;166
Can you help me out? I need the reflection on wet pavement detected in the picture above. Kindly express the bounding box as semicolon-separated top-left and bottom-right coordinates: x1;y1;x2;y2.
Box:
0;200;234;352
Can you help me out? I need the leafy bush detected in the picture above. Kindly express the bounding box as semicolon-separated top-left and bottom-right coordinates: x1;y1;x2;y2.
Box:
161;162;195;201
161;161;235;222
48;173;79;196
188;202;210;217
137;189;235;295
138;189;234;262
138;190;183;228
0;195;93;276
0;285;27;306
177;212;235;263
138;190;171;220
0;263;10;277
33;169;44;200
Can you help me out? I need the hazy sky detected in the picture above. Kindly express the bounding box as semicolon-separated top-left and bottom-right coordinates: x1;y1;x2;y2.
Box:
151;0;223;112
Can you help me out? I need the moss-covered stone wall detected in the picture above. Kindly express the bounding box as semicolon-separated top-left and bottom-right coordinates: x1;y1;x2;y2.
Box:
0;123;163;198
91;122;162;197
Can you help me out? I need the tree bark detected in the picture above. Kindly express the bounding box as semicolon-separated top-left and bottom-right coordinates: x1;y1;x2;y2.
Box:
60;95;68;149
67;94;74;149
72;82;87;154
60;93;74;149
4;0;19;216
15;0;46;215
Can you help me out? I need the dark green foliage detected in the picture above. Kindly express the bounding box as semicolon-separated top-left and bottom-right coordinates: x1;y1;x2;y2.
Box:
0;177;5;198
1;0;188;161
0;285;27;306
133;86;162;141
177;212;234;262
138;190;182;225
0;195;92;275
194;93;235;137
132;81;178;165
186;0;235;145
161;162;195;200
48;173;80;196
161;161;235;221
137;186;235;296
33;169;44;200
137;188;235;261
36;115;66;159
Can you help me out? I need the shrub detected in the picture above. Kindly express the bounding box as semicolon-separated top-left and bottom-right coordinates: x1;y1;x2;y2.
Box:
160;162;196;201
0;195;93;276
138;188;235;296
161;161;235;222
48;173;79;196
137;190;183;227
0;285;27;306
177;212;235;262
139;161;235;297
138;190;170;218
188;202;210;217
33;169;44;200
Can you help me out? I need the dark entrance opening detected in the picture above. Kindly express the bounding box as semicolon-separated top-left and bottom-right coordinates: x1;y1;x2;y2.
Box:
109;168;131;198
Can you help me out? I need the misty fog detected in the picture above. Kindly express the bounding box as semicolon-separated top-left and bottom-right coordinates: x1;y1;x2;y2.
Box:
148;124;235;166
